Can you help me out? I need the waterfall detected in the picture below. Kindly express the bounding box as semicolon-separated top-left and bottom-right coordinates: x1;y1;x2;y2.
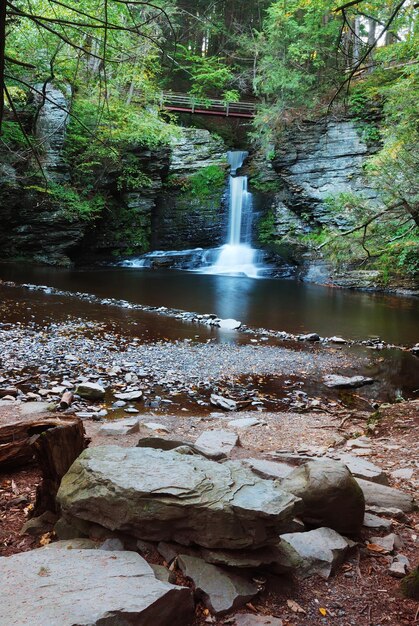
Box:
199;150;265;278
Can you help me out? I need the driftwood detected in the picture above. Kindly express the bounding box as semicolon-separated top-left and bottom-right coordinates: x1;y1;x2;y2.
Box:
0;415;89;515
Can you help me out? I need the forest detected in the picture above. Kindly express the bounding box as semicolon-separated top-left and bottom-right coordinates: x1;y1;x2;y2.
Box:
0;3;419;626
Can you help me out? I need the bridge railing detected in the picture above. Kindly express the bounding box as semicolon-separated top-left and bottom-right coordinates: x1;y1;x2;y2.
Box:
159;92;256;117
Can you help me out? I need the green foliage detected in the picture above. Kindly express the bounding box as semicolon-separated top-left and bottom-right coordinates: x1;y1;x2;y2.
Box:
0;121;26;148
258;209;277;244
50;184;106;221
184;165;226;198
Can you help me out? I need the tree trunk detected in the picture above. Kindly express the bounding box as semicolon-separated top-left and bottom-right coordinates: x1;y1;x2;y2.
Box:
32;417;88;515
0;416;89;514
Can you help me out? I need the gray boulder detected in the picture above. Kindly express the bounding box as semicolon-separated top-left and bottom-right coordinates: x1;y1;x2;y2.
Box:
178;554;258;615
0;548;194;626
357;478;415;512
57;446;301;550
280;459;365;534
75;382;106;400
278;527;354;578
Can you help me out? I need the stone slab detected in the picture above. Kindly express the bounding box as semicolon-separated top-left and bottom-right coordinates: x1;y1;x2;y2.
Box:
0;548;194;626
194;429;239;459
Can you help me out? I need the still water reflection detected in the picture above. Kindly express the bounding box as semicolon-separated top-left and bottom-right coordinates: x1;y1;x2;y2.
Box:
0;264;418;345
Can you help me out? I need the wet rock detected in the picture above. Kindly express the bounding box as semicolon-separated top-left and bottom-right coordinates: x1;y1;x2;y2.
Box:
278;527;354;579
218;318;242;330
0;549;194;626
194;429;239;460
57;446;301;550
75;382;106;401
177;554;258;615
99;418;139;436
281;460;365;534
329;336;347;344
357;478;415;513
363;513;392;531
210;394;237;411
114;390;143;401
323;375;374;389
298;333;320;342
242;458;294;481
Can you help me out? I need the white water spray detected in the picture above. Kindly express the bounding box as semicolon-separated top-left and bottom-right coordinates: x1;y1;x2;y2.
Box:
200;150;264;278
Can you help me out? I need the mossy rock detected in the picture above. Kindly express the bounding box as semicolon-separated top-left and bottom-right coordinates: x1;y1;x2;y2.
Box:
401;567;419;600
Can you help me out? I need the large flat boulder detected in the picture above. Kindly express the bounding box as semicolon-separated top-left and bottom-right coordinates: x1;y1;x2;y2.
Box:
57;446;301;550
0;548;194;626
280;460;365;535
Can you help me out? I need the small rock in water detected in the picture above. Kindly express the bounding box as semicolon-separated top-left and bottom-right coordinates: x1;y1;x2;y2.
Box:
329;336;347;344
114;390;143;401
218;318;242;330
75;382;106;401
298;333;320;342
323;375;374;389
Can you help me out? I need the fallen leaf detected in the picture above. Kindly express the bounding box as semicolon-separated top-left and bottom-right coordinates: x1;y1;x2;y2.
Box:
39;533;52;546
367;543;387;554
319;607;327;616
287;599;306;614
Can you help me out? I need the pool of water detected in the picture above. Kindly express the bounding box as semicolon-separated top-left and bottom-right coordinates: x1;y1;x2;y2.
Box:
1;263;418;345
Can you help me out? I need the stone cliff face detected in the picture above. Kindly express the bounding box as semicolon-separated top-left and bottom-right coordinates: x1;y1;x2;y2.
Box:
270;118;379;235
152;128;227;250
0;91;227;265
0;85;85;266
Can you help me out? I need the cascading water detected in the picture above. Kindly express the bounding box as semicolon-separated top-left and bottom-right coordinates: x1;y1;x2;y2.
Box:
120;149;268;277
199;150;265;278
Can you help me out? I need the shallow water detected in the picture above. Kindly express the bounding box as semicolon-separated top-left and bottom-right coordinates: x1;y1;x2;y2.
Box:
0;264;418;345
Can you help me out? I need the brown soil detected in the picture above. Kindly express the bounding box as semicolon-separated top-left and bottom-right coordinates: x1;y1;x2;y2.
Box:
1;400;418;626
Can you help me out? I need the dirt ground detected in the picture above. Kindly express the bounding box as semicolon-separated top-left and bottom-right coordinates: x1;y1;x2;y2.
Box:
1;400;418;626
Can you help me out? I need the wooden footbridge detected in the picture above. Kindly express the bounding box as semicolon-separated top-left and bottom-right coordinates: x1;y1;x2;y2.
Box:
160;92;256;118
